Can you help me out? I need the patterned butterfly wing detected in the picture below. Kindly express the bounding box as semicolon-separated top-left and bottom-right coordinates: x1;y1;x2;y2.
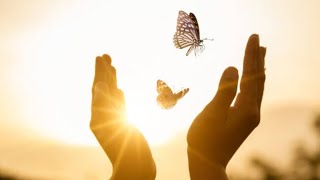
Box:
188;13;200;40
156;80;189;109
174;88;189;100
157;80;173;95
157;80;174;109
173;11;201;56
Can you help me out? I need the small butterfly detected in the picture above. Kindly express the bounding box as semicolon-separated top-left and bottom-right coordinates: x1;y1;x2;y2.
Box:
173;10;213;56
156;80;189;109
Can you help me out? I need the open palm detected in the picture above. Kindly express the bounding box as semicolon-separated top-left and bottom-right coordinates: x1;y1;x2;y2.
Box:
187;34;266;179
90;54;156;180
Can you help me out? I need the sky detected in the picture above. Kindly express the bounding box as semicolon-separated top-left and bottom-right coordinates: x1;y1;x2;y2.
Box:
1;0;320;179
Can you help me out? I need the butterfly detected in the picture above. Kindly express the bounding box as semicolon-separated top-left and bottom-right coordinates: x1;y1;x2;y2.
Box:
156;80;189;109
173;10;213;56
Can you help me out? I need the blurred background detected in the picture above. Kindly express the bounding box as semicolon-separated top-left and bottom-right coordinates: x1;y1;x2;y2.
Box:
1;0;320;179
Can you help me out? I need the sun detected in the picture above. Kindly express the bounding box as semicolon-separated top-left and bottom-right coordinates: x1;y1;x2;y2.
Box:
126;97;178;145
120;71;207;146
10;1;223;146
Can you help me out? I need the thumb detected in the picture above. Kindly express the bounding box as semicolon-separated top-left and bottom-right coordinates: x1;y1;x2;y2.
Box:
206;67;239;115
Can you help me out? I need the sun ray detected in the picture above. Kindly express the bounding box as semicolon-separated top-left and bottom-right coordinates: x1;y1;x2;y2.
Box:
111;126;134;172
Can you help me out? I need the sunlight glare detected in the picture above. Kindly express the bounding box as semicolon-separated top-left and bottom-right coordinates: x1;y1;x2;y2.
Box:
9;0;232;146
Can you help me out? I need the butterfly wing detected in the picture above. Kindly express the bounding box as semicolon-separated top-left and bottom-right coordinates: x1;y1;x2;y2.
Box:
188;13;200;40
174;88;190;100
157;80;173;95
176;11;193;33
173;11;195;50
186;44;196;56
157;80;176;109
173;11;201;56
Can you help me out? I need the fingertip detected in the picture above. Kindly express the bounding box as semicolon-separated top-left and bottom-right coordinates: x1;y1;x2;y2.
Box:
260;46;267;59
259;47;266;71
95;56;104;64
102;54;112;64
207;67;238;115
109;66;118;89
221;67;239;83
247;34;260;52
96;56;102;61
95;56;106;72
249;34;259;43
243;34;260;76
219;67;239;97
216;67;239;102
116;89;125;104
111;66;116;74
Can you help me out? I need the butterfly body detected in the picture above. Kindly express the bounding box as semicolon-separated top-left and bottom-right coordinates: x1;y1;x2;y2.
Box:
156;80;189;109
173;11;212;56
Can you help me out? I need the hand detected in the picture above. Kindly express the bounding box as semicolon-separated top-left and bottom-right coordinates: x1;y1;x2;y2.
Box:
187;34;266;179
90;54;156;180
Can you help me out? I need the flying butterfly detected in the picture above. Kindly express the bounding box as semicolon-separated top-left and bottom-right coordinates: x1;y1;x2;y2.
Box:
173;10;213;56
156;80;189;110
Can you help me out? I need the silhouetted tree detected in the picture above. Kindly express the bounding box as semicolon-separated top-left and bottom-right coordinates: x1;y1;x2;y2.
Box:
231;114;320;180
0;171;17;180
250;157;283;180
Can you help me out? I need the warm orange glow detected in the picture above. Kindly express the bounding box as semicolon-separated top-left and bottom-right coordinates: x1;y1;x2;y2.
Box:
1;0;320;179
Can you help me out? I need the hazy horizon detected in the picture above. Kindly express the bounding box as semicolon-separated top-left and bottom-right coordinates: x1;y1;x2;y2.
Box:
1;104;319;179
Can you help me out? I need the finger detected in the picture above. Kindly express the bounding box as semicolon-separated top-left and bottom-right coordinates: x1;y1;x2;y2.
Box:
102;54;112;64
115;89;126;110
205;67;238;119
91;83;124;129
90;84;123;142
101;54;117;91
257;47;266;109
109;66;118;90
235;34;260;107
93;56;108;88
92;82;110;107
117;89;125;104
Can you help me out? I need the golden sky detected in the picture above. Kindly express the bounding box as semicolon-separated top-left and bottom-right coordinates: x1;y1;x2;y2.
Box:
1;0;320;179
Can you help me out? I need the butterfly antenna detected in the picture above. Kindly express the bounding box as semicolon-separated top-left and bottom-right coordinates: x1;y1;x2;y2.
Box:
203;38;214;41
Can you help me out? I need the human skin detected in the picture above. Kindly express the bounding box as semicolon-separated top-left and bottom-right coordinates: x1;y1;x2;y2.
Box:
187;34;266;179
90;54;156;180
90;34;266;180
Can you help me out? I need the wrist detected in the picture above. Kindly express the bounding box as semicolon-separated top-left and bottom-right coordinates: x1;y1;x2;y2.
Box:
188;147;228;180
110;161;156;180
